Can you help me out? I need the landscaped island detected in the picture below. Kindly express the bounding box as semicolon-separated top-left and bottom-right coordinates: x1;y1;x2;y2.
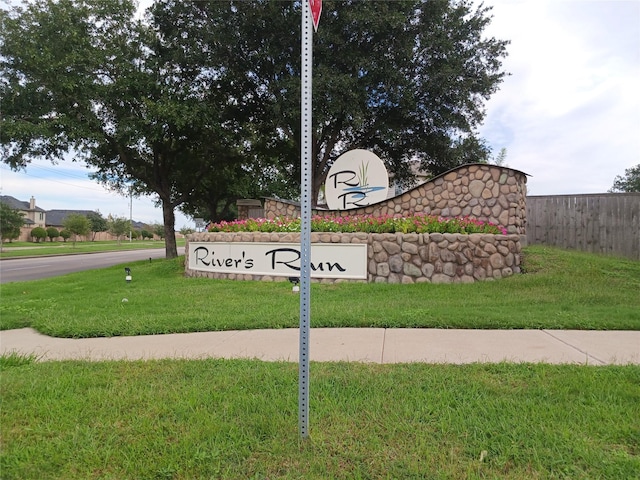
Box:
187;164;527;284
187;214;520;284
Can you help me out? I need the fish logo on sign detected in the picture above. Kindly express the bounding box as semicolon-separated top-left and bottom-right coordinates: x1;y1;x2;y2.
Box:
309;0;322;31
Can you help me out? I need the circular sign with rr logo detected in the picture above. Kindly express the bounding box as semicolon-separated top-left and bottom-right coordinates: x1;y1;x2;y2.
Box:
324;149;389;210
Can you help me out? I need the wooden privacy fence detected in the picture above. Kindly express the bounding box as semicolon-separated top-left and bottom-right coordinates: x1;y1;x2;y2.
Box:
526;193;640;260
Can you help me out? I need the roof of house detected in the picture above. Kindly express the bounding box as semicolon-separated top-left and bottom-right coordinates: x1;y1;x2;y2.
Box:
46;211;150;229
0;195;46;212
46;209;99;227
1;196;155;230
132;221;149;230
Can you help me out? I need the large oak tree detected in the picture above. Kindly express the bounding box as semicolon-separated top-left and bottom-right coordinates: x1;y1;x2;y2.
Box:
150;0;509;205
1;0;244;258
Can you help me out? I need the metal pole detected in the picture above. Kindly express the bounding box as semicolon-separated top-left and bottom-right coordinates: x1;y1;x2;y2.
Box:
129;185;133;242
299;0;313;440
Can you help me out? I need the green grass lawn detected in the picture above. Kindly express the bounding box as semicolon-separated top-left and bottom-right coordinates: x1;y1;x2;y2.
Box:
1;246;639;479
1;357;638;479
1;246;638;336
0;239;185;258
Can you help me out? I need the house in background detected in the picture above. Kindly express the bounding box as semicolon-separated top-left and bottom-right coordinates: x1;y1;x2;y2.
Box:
0;196;104;241
45;209;99;229
2;194;168;242
0;195;46;228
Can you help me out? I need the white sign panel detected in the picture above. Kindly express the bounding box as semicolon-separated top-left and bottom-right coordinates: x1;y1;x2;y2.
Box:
188;242;368;279
325;149;389;210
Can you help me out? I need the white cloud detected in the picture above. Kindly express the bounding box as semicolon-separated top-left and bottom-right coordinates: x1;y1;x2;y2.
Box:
0;160;194;228
479;0;640;195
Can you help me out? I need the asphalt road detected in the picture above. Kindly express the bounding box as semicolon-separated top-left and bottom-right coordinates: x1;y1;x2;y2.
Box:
0;248;185;284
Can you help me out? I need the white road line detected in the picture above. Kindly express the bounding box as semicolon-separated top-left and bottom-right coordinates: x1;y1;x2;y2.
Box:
1;264;53;272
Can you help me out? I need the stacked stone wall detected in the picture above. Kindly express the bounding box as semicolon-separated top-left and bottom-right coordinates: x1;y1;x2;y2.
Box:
367;232;521;284
264;163;528;235
185;231;521;284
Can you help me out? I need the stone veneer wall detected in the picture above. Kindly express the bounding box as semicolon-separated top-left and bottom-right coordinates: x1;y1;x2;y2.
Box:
185;231;522;284
263;163;528;235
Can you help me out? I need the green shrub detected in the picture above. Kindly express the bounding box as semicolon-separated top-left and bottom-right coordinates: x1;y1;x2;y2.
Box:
46;227;60;242
30;226;47;243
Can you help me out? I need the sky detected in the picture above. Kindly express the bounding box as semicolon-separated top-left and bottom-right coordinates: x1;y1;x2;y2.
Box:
477;0;639;195
1;0;638;226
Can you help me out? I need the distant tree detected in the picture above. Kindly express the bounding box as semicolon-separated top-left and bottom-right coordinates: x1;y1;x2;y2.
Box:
140;229;153;240
609;164;640;193
492;148;508;167
180;226;195;236
107;216;131;245
46;227;60;242
63;214;90;247
59;230;71;242
131;229;140;240
152;224;165;240
86;211;108;241
0;202;24;246
30;226;47;243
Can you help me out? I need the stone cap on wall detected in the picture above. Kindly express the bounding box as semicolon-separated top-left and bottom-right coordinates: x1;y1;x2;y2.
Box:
237;199;263;207
436;163;530;180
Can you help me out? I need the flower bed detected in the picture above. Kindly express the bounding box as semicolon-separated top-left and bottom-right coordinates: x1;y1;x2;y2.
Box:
187;214;520;284
208;214;507;235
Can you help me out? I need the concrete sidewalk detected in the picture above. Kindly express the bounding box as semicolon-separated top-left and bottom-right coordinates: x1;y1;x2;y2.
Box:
1;328;638;365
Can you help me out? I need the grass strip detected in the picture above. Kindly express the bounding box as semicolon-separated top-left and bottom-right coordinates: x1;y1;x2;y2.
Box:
1;246;638;335
1;357;638;479
0;240;176;258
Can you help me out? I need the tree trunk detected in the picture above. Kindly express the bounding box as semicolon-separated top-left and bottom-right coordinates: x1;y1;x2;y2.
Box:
162;200;178;259
312;173;325;208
